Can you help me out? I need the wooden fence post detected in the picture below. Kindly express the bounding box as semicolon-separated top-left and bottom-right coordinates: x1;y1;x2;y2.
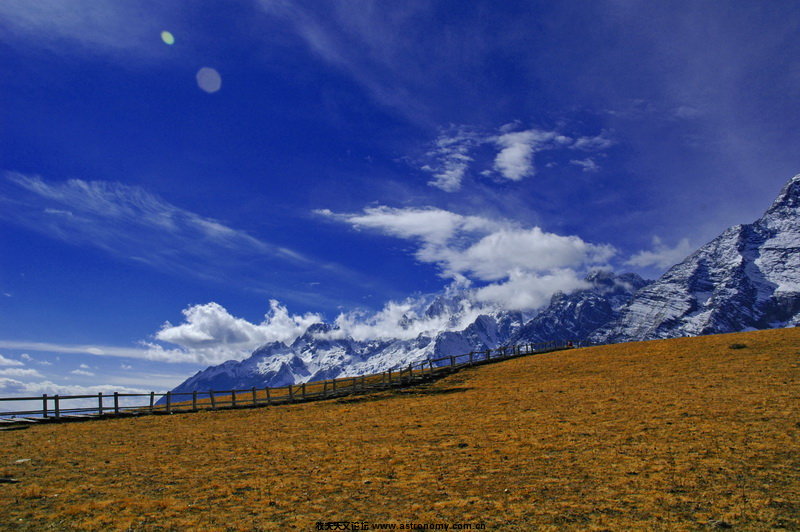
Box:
210;390;217;410
265;387;271;405
332;379;337;393
166;392;172;414
387;369;392;384
42;394;48;419
301;383;306;400
288;385;294;402
114;392;119;414
192;391;198;411
323;380;328;396
231;390;237;408
149;392;155;412
98;392;104;415
450;355;455;366
54;395;60;419
252;387;257;406
469;352;474;365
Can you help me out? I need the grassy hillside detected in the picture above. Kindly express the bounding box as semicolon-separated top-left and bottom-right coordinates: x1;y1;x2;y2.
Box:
2;328;799;531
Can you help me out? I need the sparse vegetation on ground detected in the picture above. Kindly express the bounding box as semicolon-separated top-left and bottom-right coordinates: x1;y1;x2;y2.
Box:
1;328;799;531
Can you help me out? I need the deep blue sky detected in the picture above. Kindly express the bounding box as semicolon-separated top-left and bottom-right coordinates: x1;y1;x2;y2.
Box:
1;0;799;395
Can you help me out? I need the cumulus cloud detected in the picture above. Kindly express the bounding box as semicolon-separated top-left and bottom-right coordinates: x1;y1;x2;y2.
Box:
0;354;24;367
319;205;615;310
626;236;694;269
475;269;590;310
150;300;323;365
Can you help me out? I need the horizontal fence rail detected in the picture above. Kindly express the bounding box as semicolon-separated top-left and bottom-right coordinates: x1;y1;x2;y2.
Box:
0;341;575;425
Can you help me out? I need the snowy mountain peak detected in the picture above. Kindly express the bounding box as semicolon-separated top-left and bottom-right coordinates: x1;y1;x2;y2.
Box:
593;174;800;342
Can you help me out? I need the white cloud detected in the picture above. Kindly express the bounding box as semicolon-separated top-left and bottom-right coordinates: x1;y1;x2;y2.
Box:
121;364;133;371
493;129;570;181
0;340;153;359
320;205;615;311
0;368;43;378
474;269;590;310
0;354;24;367
0;378;150;396
570;158;600;172
20;353;33;361
572;132;615;151
421;128;480;192
445;227;615;281
151;300;323;365
626;236;694;269
70;369;95;377
329;293;485;342
419;124;613;191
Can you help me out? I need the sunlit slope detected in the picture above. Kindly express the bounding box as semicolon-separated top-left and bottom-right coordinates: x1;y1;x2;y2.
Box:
2;328;799;530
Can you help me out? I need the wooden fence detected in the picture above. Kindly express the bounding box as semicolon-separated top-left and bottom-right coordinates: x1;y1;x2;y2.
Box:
0;341;573;425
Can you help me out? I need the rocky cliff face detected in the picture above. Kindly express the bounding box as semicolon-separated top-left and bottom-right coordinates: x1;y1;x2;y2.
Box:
592;174;800;342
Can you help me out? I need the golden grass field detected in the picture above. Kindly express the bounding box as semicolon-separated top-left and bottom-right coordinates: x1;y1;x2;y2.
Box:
1;328;799;531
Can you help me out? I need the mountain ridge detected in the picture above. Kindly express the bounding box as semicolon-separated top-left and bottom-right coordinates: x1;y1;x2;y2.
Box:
169;174;800;394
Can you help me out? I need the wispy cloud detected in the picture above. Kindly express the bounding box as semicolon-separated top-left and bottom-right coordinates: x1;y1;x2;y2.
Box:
0;172;373;306
418;124;612;191
0;340;157;360
0;0;180;58
570;158;600;173
421;127;481;192
626;236;694;270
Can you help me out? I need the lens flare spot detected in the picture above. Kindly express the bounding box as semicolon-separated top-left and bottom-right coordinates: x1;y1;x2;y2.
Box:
196;67;222;93
161;31;175;45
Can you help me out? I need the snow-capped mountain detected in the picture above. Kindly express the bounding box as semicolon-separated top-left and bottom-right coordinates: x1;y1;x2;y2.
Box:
510;271;649;344
169;271;641;394
592;174;800;342
169;174;800;394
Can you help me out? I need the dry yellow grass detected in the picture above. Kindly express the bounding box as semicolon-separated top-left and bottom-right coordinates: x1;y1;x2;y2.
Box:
1;328;799;531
